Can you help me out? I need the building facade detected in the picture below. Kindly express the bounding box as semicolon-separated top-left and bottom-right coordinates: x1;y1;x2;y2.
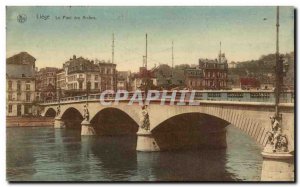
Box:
199;56;228;90
56;56;117;97
56;69;66;97
240;77;260;90
185;53;228;90
6;52;37;116
184;67;204;89
98;61;117;91
131;67;157;91
58;55;100;97
117;71;132;90
36;67;59;101
228;61;237;68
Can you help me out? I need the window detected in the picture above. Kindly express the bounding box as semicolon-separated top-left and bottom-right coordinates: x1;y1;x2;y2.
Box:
8;105;12;113
17;93;21;101
17;81;21;91
8;81;12;90
87;74;91;80
95;75;99;81
24;105;31;114
8;93;12;101
95;83;99;89
26;84;30;91
26;93;31;102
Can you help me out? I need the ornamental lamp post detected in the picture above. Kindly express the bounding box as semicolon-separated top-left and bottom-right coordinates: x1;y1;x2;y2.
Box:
260;6;294;181
58;87;61;104
274;6;281;119
86;80;91;106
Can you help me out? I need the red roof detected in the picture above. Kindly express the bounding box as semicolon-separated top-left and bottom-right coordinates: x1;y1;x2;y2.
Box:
240;77;260;87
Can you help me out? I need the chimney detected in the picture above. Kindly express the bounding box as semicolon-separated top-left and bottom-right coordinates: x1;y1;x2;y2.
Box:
73;55;76;59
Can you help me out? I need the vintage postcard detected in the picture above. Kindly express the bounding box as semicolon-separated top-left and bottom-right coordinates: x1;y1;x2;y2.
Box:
6;6;295;182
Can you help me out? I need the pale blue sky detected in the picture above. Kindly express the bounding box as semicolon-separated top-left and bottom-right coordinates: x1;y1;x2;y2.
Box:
6;6;294;71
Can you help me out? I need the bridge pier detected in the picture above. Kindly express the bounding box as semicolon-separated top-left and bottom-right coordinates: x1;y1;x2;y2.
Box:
54;117;65;128
261;148;294;181
81;120;96;136
136;129;160;152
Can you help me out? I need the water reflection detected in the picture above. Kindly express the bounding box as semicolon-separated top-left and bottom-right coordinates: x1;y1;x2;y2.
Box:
6;128;37;180
154;150;235;181
89;136;138;181
7;126;262;181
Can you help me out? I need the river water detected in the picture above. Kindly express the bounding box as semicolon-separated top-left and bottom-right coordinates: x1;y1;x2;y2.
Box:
7;125;262;181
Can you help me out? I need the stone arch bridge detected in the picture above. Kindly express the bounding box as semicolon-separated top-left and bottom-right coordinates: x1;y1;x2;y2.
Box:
39;92;294;181
41;99;294;151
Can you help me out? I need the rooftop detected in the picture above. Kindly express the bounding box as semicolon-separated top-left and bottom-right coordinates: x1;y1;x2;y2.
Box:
6;52;36;65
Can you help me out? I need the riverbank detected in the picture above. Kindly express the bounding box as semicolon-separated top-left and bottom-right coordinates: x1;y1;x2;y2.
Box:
6;117;54;127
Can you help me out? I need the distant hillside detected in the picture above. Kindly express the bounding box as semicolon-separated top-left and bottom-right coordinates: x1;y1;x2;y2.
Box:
229;52;294;87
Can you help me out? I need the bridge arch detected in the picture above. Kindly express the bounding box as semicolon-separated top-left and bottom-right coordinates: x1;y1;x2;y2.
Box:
150;104;273;146
151;112;230;132
150;112;231;150
61;107;84;129
44;107;56;117
90;107;139;135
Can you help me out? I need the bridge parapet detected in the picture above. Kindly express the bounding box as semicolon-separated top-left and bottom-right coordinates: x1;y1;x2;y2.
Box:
39;90;294;106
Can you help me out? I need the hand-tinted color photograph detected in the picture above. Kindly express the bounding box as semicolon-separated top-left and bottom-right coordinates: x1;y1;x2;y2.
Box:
6;6;295;182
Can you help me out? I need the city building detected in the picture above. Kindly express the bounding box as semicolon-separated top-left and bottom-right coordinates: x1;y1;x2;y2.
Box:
199;53;228;90
56;68;66;97
98;61;117;91
228;61;237;68
56;56;117;97
152;64;173;89
240;77;260;90
131;67;157;91
184;67;204;90
185;52;228;90
59;55;101;97
36;67;59;101
258;75;275;90
117;71;132;90
227;74;240;90
6;52;37;116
